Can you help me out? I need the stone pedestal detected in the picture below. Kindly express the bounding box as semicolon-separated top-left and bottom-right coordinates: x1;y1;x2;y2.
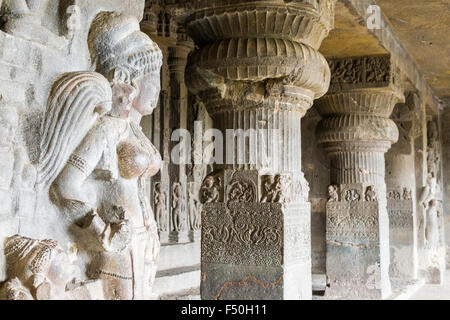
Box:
388;196;417;279
325;185;389;299
200;171;312;300
316;55;404;299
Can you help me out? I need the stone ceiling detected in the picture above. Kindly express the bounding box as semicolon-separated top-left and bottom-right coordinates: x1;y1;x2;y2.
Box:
375;0;450;99
320;0;450;99
319;1;388;58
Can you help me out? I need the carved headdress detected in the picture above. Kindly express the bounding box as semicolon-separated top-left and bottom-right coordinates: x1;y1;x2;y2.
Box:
38;72;112;186
88;11;163;83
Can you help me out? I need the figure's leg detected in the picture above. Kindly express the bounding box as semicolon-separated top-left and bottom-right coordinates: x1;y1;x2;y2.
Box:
144;229;160;299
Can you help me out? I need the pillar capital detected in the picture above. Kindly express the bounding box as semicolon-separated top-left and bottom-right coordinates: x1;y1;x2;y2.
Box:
185;0;336;117
316;55;405;156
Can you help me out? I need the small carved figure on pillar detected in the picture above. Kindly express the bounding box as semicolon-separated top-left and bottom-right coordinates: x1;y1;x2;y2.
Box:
172;182;186;232
188;185;201;231
327;185;339;202
200;175;220;203
261;175;276;203
273;175;292;204
344;189;361;202
427;121;440;178
298;174;310;203
388;190;401;200
365;186;377;202
154;183;167;232
402;188;412;200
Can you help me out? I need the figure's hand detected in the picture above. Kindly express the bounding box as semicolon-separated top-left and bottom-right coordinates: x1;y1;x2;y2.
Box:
101;220;133;252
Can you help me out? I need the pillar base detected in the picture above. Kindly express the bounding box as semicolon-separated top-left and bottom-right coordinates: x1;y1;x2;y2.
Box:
326;184;391;299
169;231;190;244
325;245;388;299
159;231;169;244
189;230;201;242
201;200;311;300
388;195;418;280
420;246;446;284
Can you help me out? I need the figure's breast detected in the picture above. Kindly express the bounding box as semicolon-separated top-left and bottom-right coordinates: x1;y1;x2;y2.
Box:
117;140;161;179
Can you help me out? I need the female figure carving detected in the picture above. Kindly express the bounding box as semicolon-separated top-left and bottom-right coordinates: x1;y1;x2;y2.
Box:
38;11;163;300
154;183;167;232
172;183;186;232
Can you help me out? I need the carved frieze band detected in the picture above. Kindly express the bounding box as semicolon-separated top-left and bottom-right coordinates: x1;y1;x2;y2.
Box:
326;201;379;244
387;199;414;229
200;170;309;205
201;202;311;267
327;55;391;92
387;187;414;229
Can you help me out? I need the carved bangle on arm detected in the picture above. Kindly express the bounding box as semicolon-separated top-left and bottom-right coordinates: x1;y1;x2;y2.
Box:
67;153;90;176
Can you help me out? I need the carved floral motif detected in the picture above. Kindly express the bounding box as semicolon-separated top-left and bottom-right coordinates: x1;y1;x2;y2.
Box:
227;179;256;204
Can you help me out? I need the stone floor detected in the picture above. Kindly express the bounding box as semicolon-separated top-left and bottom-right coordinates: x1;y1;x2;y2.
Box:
409;270;450;300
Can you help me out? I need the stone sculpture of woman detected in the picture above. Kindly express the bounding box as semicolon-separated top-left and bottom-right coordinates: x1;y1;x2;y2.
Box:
38;11;163;300
425;199;440;250
172;183;186;232
88;12;163;300
154;183;167;232
420;174;438;209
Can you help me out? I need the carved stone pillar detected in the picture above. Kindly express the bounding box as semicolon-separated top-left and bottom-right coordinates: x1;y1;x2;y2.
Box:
316;55;404;299
386;98;421;282
168;29;194;244
185;0;335;300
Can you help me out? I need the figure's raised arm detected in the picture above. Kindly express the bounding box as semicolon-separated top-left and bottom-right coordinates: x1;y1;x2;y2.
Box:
38;71;112;223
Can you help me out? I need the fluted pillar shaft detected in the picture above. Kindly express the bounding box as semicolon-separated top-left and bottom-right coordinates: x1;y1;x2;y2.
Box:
167;36;194;243
316;55;404;299
185;0;336;300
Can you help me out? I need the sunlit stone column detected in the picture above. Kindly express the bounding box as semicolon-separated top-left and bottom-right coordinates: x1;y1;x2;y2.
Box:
385;96;421;282
167;29;195;243
316;55;404;299
184;0;336;300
